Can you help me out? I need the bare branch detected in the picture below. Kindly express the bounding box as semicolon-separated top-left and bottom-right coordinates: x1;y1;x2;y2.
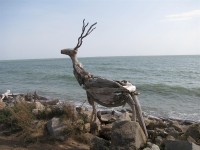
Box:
74;19;97;50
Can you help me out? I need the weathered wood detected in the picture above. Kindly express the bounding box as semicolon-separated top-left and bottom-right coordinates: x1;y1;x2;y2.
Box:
0;90;12;102
61;19;148;137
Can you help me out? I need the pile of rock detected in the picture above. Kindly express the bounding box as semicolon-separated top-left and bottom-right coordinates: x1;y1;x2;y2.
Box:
93;109;200;150
1;91;200;150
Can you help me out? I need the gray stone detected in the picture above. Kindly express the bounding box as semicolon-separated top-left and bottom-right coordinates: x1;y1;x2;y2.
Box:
166;135;175;141
46;117;67;137
171;121;183;132
165;127;180;138
143;148;151;150
147;142;153;147
185;123;200;145
156;128;168;138
155;136;163;146
163;140;200;150
151;144;160;150
35;101;45;111
32;101;45;115
90;136;110;150
118;111;132;121
111;120;147;150
84;123;90;132
15;95;26;103
99;124;112;140
146;142;160;150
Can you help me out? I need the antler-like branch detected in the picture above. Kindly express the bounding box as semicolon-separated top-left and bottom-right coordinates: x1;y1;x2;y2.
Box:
74;19;97;50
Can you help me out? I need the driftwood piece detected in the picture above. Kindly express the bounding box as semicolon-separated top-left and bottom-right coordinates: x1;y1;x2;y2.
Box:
0;90;12;102
61;19;148;137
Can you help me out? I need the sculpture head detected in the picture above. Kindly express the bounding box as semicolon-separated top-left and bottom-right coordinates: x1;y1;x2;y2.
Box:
60;19;97;58
61;48;77;57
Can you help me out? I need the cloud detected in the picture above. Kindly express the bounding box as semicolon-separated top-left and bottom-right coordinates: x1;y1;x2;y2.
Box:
164;10;200;21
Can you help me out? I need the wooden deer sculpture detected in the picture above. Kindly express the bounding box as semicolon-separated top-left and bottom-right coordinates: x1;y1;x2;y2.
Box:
61;19;148;137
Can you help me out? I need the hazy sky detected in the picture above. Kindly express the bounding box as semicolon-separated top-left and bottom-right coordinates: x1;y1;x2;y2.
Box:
0;0;200;60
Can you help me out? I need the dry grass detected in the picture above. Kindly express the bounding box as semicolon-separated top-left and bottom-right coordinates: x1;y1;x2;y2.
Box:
6;101;45;143
0;101;90;144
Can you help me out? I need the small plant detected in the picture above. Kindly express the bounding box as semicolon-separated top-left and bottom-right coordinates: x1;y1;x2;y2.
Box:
8;101;44;143
62;103;77;121
0;108;12;125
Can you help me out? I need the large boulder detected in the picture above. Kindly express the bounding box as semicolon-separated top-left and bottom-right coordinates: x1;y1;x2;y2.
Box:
111;120;147;150
143;142;160;150
46;117;68;140
32;101;45;115
184;123;200;145
90;136;110;150
99;124;112;140
162;140;200;150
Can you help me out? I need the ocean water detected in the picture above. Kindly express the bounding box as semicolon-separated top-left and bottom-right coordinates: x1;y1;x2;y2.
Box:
0;56;200;122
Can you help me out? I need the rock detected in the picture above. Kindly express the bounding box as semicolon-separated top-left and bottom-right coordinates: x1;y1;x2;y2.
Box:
82;133;95;143
46;117;68;139
84;123;90;132
90;122;100;135
166;135;175;141
146;142;153;147
75;119;85;131
184;123;200;145
148;130;157;141
165;127;180;138
35;102;45;110
111;120;147;150
162;140;200;150
156;128;168;138
143;148;151;150
187;136;197;144
156;120;168;128
90;136;110;150
146;120;157;130
15;95;26;103
146;120;167;131
118;111;132;121
155;136;163;146
171;121;184;132
97;110;131;125
76;107;91;123
39;99;59;106
32;102;45;115
151;144;160;150
97;110;116;124
144;142;160;150
144;117;151;127
99;124;112;140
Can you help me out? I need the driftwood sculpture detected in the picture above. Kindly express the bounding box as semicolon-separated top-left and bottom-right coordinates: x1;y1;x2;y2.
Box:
61;19;148;137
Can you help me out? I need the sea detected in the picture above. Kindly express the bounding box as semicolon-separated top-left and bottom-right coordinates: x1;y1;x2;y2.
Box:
0;55;200;122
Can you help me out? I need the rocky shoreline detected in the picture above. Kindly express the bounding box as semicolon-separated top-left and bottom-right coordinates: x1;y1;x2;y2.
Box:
0;91;200;150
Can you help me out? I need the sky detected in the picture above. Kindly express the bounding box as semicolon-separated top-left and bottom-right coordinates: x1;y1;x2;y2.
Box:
0;0;200;60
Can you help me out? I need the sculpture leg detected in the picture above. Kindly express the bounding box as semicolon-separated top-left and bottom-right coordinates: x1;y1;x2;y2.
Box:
126;93;148;137
88;99;98;134
86;92;97;124
90;100;97;124
126;94;136;122
131;93;148;137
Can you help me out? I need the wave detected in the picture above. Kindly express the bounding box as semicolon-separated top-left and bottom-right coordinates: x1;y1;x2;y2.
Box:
138;83;200;97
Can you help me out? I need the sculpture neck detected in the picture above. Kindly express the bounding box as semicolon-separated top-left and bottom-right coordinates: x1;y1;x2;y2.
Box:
69;54;91;86
70;55;79;65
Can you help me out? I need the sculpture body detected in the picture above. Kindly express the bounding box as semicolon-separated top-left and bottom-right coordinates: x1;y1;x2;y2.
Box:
61;19;148;137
